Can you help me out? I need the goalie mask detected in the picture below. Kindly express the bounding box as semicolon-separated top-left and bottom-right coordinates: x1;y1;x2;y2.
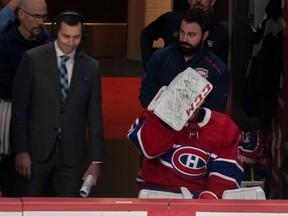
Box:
148;67;213;131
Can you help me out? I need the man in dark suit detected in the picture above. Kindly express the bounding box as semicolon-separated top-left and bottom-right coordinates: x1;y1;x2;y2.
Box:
12;10;105;197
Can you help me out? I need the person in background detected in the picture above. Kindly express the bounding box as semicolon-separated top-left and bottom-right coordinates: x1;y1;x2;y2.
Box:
140;0;229;68
0;0;19;33
12;10;105;197
139;8;229;113
0;0;51;100
0;0;51;197
173;0;189;11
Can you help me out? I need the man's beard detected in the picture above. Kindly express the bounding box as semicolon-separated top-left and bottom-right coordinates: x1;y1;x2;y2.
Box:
179;40;203;56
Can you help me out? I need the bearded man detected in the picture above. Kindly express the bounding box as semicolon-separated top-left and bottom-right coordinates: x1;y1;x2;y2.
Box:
140;0;229;68
139;8;230;113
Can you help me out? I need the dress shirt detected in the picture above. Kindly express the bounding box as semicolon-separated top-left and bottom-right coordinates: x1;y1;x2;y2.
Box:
54;42;76;86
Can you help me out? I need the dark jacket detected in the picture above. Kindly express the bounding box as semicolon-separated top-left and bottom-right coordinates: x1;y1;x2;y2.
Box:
0;25;51;99
139;44;230;112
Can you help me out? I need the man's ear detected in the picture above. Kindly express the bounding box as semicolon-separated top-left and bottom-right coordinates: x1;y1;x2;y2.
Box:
17;8;24;20
203;31;209;41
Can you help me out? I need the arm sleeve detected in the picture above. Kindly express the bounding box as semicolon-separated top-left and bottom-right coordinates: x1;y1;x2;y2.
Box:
127;110;176;159
203;67;230;112
217;29;229;65
139;51;162;108
0;6;13;33
207;119;244;198
140;13;167;69
212;24;229;65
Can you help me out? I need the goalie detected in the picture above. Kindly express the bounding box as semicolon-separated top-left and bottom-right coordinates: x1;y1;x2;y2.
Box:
128;67;243;199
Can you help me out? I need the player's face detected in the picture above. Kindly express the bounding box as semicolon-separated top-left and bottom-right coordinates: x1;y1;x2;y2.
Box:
179;20;208;56
57;22;82;55
188;0;216;11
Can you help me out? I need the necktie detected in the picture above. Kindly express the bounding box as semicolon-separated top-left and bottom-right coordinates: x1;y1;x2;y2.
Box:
57;56;69;142
59;55;69;102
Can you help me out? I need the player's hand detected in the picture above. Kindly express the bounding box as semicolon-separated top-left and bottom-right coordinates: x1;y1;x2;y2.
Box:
238;129;264;165
15;152;32;179
199;191;219;199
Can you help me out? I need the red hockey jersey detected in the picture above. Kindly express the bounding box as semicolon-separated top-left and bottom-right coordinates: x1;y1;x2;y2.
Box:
128;108;243;198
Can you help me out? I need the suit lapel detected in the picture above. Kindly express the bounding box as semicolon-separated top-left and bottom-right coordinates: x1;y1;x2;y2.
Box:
45;44;64;103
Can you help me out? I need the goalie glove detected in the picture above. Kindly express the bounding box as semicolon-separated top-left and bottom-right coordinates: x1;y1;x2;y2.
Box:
148;67;213;131
199;191;219;199
148;86;167;111
238;129;265;165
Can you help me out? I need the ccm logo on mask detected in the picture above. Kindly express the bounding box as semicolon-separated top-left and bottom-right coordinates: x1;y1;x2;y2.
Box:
185;83;213;117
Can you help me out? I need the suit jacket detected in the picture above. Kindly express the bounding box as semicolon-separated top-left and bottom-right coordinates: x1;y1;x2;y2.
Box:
12;43;105;166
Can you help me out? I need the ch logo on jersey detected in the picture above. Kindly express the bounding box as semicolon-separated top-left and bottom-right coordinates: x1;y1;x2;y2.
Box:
195;68;209;78
172;146;210;177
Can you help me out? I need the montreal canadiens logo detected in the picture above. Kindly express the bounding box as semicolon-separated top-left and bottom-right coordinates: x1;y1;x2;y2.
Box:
195;68;208;78
172;146;210;177
207;40;213;48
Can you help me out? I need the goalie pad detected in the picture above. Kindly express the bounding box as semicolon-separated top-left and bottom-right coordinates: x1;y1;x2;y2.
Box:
148;67;213;131
138;187;193;199
222;186;266;200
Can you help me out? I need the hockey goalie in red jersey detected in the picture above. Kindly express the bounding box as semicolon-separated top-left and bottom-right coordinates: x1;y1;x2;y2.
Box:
128;67;243;199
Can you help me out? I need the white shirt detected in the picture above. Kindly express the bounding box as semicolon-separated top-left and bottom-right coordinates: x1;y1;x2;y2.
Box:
54;42;76;87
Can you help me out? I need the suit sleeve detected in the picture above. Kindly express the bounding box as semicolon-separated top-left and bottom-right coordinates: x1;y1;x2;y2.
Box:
12;52;33;153
86;59;105;162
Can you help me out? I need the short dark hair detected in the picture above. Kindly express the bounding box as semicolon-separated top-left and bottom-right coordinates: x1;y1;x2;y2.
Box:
52;10;87;38
182;8;211;33
55;10;85;27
